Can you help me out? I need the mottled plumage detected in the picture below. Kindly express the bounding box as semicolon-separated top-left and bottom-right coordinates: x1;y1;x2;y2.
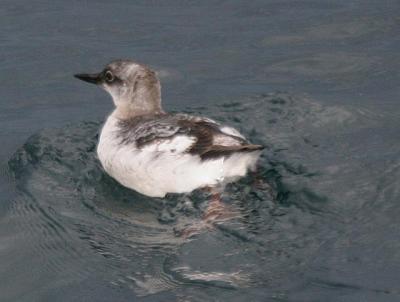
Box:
116;113;263;160
75;60;263;197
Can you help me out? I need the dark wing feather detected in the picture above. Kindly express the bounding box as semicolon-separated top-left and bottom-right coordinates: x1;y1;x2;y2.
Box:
117;113;264;160
198;144;264;160
177;119;264;160
117;114;185;146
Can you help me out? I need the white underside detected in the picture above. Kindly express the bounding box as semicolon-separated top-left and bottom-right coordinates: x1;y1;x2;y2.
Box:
97;113;262;197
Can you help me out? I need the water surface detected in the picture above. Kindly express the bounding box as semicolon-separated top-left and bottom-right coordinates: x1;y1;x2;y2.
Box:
1;1;400;301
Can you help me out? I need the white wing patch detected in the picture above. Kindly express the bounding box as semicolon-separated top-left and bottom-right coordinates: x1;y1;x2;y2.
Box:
141;135;196;153
213;134;242;146
212;126;246;146
220;126;245;139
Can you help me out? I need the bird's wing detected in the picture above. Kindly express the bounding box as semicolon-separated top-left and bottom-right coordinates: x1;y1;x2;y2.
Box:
117;113;264;158
176;117;264;160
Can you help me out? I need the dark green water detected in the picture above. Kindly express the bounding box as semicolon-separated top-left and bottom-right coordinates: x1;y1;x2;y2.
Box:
1;1;400;301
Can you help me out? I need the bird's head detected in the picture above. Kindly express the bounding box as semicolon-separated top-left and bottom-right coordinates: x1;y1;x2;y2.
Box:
75;59;162;118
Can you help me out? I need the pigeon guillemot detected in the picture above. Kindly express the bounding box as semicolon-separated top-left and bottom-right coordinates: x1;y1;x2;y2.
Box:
75;60;263;198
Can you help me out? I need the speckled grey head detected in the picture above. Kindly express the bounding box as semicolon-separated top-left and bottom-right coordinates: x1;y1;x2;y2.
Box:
75;59;163;117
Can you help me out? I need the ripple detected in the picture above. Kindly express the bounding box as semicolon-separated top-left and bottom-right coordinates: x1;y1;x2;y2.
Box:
266;53;376;78
261;18;396;47
7;93;363;297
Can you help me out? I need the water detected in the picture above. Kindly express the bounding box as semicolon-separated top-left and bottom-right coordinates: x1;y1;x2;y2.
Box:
1;1;400;301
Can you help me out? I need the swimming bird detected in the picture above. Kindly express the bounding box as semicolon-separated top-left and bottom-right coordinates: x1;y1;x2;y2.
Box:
74;60;263;199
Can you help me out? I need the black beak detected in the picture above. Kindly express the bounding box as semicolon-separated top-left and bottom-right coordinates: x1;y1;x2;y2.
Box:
74;73;102;85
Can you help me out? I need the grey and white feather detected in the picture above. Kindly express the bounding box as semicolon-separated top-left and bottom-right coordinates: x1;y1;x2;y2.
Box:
75;60;264;197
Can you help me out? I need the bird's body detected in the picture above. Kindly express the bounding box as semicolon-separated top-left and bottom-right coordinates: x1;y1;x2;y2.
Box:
98;111;262;197
75;60;263;198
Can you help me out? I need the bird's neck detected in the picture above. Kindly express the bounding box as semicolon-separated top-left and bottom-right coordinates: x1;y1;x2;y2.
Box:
108;69;164;119
109;76;164;119
112;98;164;120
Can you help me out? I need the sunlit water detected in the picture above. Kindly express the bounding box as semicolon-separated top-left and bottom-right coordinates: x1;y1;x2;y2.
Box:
1;1;400;301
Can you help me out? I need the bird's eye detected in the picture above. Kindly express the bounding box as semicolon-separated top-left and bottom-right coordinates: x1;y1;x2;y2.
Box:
104;71;115;83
